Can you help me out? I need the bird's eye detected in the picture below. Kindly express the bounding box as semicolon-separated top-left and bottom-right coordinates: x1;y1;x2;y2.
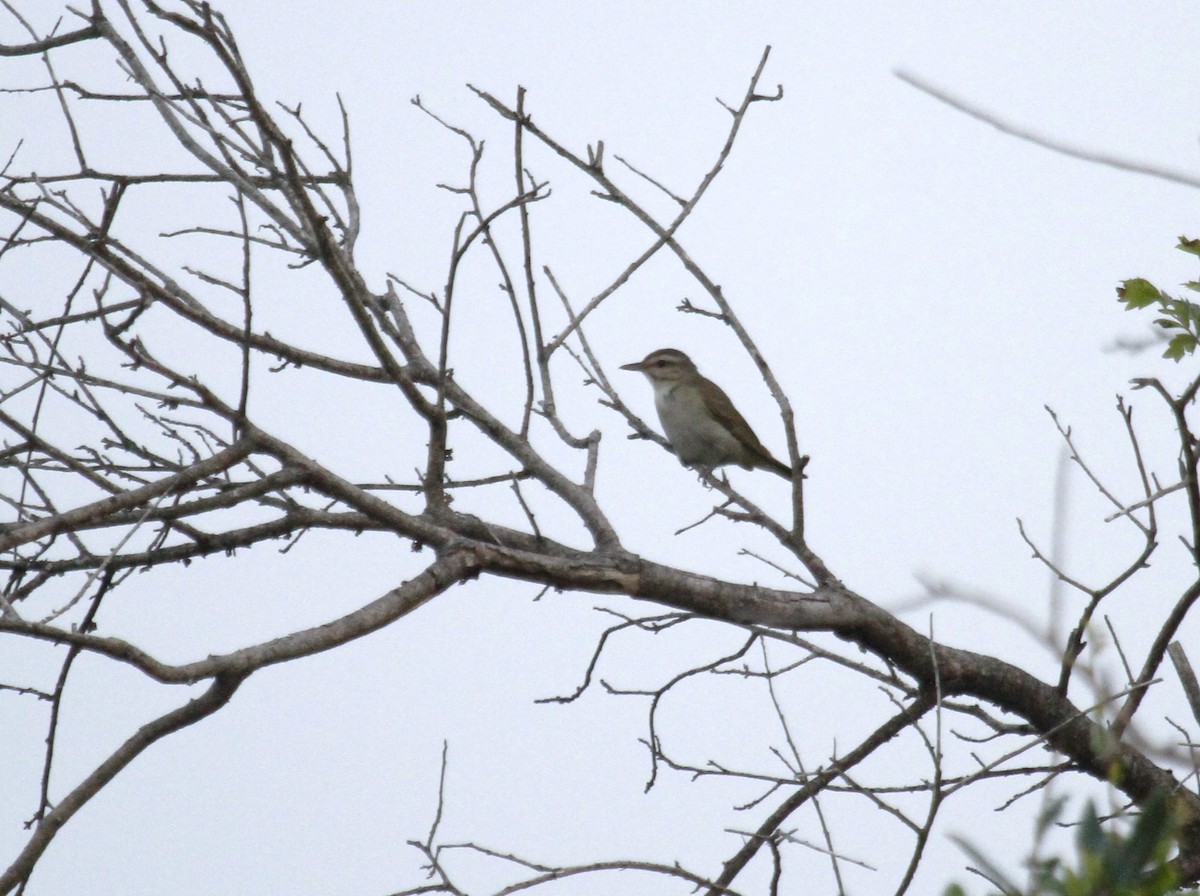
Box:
654;360;666;367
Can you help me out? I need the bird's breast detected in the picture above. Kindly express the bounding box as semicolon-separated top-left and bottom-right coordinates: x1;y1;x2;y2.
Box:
654;382;743;467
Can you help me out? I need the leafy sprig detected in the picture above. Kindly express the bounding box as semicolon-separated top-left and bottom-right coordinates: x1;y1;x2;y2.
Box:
1118;236;1200;361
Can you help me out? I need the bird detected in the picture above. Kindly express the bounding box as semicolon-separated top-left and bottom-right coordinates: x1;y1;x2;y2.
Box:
620;348;795;479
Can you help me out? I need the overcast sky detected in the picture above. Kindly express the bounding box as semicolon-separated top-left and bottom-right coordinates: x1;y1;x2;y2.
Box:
4;2;1200;894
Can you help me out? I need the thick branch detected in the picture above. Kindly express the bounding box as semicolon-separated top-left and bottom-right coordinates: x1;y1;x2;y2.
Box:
0;23;101;57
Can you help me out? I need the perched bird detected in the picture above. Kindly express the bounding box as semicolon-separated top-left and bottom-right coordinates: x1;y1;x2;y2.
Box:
620;348;794;479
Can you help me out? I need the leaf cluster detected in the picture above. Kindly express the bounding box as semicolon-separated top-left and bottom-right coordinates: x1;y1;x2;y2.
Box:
947;793;1180;896
1118;236;1200;360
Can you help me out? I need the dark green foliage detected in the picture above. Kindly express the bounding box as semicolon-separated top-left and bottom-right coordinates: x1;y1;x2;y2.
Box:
947;793;1180;896
1117;237;1200;361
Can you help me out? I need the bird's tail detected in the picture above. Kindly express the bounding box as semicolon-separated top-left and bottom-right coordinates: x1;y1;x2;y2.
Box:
763;454;808;480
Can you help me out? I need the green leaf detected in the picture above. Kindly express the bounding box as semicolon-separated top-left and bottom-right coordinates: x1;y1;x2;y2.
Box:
1164;333;1197;361
1078;802;1107;856
1035;795;1070;839
1177;235;1200;256
1118;796;1171;875
947;795;1180;896
951;835;1023;895
1183;281;1200;293
1118;278;1162;309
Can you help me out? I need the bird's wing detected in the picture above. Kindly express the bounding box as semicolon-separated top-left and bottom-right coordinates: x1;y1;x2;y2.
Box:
703;378;777;465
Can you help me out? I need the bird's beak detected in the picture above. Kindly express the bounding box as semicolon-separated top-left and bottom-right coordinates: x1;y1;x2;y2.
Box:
619;361;645;372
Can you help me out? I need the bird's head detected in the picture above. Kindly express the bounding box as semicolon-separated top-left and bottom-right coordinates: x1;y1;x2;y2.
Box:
619;348;698;383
